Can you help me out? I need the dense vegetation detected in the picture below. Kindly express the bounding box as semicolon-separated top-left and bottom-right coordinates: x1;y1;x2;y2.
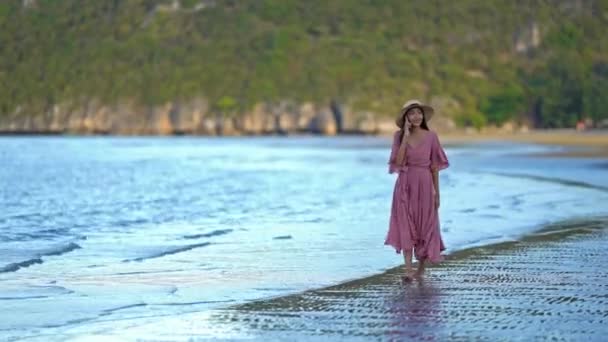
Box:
1;0;607;129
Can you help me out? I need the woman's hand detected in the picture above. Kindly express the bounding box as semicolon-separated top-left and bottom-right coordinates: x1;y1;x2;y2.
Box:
396;128;409;166
400;130;409;146
434;193;440;210
400;121;410;146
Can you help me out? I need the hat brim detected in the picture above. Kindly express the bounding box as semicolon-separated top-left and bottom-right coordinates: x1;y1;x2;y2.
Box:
396;104;435;128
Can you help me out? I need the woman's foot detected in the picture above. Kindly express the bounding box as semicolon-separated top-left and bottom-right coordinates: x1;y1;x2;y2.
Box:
415;259;427;279
415;268;425;280
401;268;417;283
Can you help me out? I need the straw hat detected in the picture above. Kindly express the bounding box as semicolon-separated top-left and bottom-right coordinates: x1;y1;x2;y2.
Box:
395;99;435;128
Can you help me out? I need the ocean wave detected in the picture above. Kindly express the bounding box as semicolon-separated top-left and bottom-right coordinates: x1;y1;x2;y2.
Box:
0;242;82;273
100;303;147;316
0;257;43;273
124;242;212;262
1;228;81;242
0;285;74;300
182;229;233;239
486;172;608;192
42;242;82;257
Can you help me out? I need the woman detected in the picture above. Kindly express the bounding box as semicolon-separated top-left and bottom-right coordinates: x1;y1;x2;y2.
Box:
385;99;449;282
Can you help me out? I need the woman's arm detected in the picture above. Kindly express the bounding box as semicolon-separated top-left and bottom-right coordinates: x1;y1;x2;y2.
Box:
430;131;448;210
395;131;408;165
432;169;440;209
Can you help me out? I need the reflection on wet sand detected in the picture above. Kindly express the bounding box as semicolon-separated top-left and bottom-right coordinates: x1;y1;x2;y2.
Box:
386;278;443;340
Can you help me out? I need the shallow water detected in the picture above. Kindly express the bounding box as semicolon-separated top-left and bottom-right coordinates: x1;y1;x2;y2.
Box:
1;136;607;339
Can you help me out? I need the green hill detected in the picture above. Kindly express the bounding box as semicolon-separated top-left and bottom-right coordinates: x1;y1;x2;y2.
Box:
0;0;607;133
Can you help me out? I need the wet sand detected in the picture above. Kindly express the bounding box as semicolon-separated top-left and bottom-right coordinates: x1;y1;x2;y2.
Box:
201;218;608;340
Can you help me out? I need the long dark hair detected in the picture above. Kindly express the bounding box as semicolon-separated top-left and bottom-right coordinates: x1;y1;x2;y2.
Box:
400;106;429;142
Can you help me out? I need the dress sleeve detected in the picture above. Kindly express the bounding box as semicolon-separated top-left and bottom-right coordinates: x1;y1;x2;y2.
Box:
388;131;407;174
430;131;449;172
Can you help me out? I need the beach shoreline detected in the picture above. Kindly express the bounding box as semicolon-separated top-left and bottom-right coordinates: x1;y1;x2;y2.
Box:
194;216;608;340
35;216;608;341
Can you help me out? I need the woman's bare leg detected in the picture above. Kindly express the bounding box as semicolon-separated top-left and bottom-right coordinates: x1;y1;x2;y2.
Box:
416;257;426;278
402;249;415;281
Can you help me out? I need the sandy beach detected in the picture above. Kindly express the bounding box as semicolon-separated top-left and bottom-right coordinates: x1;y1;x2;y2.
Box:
191;217;608;341
440;129;608;158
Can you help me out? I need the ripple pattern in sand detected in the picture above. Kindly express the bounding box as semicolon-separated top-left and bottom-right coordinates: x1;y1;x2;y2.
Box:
208;227;608;340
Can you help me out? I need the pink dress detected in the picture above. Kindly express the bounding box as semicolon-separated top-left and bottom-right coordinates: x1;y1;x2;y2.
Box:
384;130;449;263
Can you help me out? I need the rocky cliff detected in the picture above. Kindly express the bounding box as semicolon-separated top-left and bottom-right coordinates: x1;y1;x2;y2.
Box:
0;98;460;135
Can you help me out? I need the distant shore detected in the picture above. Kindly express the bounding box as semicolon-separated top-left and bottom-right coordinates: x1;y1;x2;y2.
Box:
438;129;608;157
2;128;607;157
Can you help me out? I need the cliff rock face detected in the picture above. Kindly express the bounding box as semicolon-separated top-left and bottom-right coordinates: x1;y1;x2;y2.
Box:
0;99;395;135
332;103;377;134
514;21;541;53
169;98;209;134
22;0;37;9
310;108;337;135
